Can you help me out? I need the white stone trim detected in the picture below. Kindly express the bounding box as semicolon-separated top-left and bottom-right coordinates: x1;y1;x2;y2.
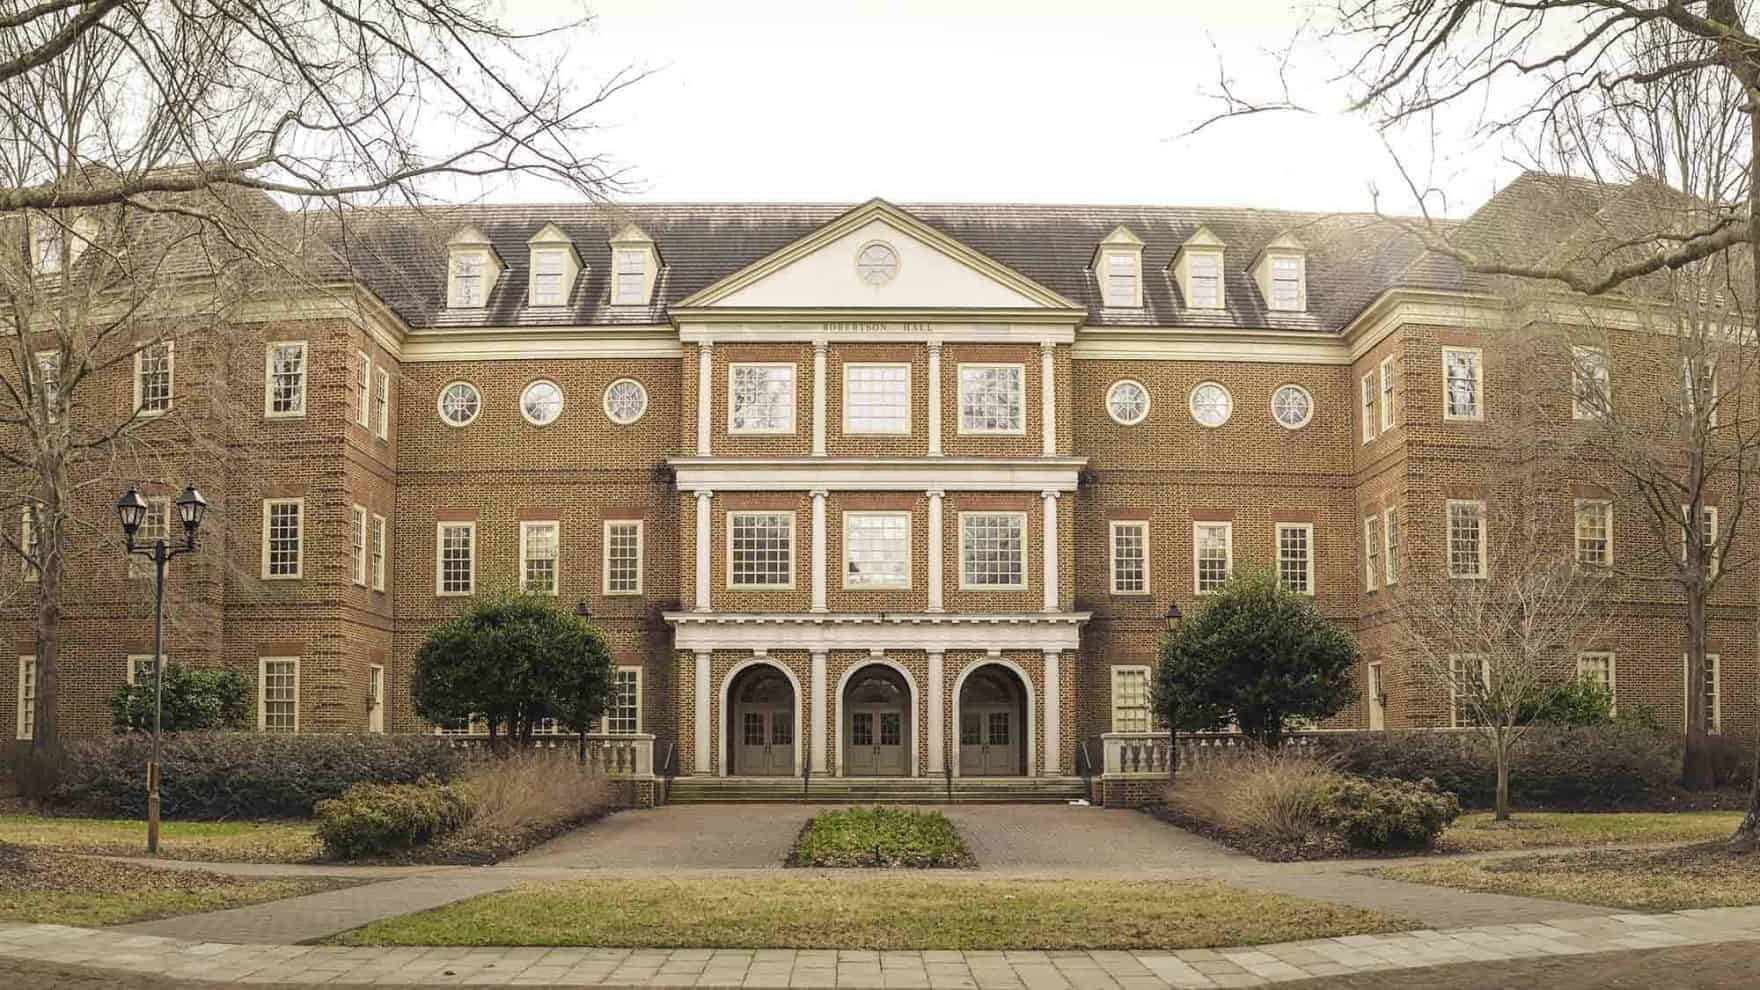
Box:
1042;649;1061;775
670;457;1084;493
925;650;946;773
833;657;921;778
667;611;1087;655
718;657;805;777
401;328;681;363
694;491;713;611
696;342;714;456
809;650;829;774
1040;342;1056;455
693;650;712;774
926;490;945;613
951;657;1037;779
926;342;944;456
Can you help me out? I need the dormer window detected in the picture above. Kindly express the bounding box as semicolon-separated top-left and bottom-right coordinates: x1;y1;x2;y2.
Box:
452;255;485;306
1252;233;1308;312
1270;256;1303;309
445;225;503;309
32;222;62;275
525;223;582;308
1092;225;1145;309
532;251;565;304
1104;254;1138;306
1171;225;1226;310
608;224;662;308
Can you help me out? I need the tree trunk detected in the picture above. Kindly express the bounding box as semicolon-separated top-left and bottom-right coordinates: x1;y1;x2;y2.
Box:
1493;731;1512;822
1735;722;1759;850
23;467;67;799
1683;580;1716;790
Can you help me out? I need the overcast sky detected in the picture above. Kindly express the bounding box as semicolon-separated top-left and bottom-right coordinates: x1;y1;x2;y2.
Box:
493;1;1523;217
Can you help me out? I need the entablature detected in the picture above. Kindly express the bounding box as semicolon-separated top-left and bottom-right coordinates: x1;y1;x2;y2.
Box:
668;456;1086;493
665;610;1089;654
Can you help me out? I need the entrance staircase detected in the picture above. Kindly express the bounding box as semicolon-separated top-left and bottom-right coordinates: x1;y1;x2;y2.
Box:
666;775;1090;804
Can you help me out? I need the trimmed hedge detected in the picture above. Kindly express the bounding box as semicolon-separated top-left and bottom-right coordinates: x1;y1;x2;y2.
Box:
1317;776;1460;850
52;732;462;820
1323;724;1679;809
315;781;474;859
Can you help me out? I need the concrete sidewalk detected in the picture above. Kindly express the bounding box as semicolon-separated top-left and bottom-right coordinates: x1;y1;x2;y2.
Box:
6;908;1759;987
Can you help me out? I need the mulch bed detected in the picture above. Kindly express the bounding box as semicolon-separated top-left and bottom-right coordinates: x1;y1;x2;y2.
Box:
347;811;609;866
1146;805;1350;862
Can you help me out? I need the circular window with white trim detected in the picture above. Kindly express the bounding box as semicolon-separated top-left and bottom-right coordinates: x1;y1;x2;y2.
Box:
1188;381;1233;428
437;381;482;427
1270;384;1314;430
603;377;648;425
1106;379;1151;426
856;241;900;286
520;379;564;426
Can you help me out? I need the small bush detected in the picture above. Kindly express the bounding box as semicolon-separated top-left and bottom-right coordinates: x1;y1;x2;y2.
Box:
1522;680;1615;727
788;807;973;868
1316;776;1460;850
110;664;250;733
1707;734;1754;788
52;733;462;820
1167;748;1344;849
315;781;474;859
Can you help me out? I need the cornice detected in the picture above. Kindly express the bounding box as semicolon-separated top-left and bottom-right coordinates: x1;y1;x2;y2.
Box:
669;456;1087;492
399;325;681;362
1072;326;1349;365
664;610;1090;654
672;307;1086;329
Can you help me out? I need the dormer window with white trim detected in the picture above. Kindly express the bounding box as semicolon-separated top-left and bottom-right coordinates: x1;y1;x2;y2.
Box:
445;225;503;309
1170;225;1226;310
1252;233;1308;312
608;224;662;307
1093;225;1145;309
526;223;582;307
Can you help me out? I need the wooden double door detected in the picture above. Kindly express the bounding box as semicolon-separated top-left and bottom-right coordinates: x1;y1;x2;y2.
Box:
959;666;1025;776
730;666;795;776
843;665;911;776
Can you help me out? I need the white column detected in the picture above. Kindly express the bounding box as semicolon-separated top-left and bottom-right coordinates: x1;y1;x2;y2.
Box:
810;489;828;613
926;650;945;774
1040;341;1056;456
927;341;943;457
1041;489;1059;612
812;339;828;457
693;649;713;775
694;489;714;612
810;649;828;773
926;489;945;613
1042;649;1061;776
696;341;714;457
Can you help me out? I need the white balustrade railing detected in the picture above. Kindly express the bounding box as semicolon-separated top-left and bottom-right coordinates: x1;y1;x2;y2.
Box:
1100;731;1323;777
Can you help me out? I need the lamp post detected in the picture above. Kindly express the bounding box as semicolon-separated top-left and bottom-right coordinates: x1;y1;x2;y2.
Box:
116;483;207;855
1163;601;1184;780
1164;602;1183;631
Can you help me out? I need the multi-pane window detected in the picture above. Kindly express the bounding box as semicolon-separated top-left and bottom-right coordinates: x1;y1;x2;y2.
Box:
450;254;485;307
1187;252;1221;308
1363;515;1381;591
960;512;1026;589
438;381;481;427
265;342;307;417
355;350;372;427
531;249;566;305
1194;522;1232;593
1443;347;1483;420
1268;256;1303;310
844;512;910;589
19;506;38;583
1681;504;1718;575
1449;654;1488;727
521;521;559;595
613;249;646;305
35;351;60;423
1383;506;1399;585
843;364;910;433
259;657;298;733
371;514;387;591
1575;499;1612;568
1683;356;1718;427
1379;356;1397;430
1571;345;1609;420
436;522;475;595
1577;652;1615;700
127;655;159;687
729;363;796;433
1276;523;1312;594
1360;373;1375;443
135;341;173;415
350;505;369;586
15;657;36;740
1446;500;1486;578
958;364;1024;433
603;379;648;425
1111;666;1151;733
33;222;61;274
262;499;303;579
127;497;171;578
1109;520;1149;595
604;521;643;594
1687;654;1721;733
374;368;390;439
1104;252;1139;307
729;512;794;588
601;667;641;734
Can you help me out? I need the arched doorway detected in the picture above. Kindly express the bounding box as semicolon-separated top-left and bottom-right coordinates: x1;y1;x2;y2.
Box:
727;664;795;776
841;664;912;777
958;665;1027;776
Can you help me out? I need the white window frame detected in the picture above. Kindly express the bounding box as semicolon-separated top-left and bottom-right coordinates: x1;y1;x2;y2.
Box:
1267;254;1305;311
1442;346;1484;422
519;520;560;595
1102;250;1141;308
1110;665;1153;733
1680;504;1719;576
1360;373;1376;443
34;350;59;424
1683;356;1719;428
257;656;300;734
371;513;387;591
1275;522;1314;595
1108;520;1151;596
1574;498;1613;570
841;362;912;435
1186;250;1222;309
1192;521;1233;594
355;349;372;427
1572;345;1609;420
529;247;568;306
1446;499;1487;579
1577;651;1616;709
448;250;489;308
612;248;647;306
1379;356;1397;431
726;510;796;590
19;505;37;583
350;504;369;586
843;510;912;591
260;498;304;580
958;510;1029;591
956;363;1027;435
126;654;159;687
603;519;644;596
375;367;390;440
368;665;385;734
1449;654;1490;728
263;341;308;419
599;666;644;734
1684;653;1722;734
133;340;174;416
435;521;477;596
728;362;798;435
15;656;35;741
1382;506;1399;586
126;496;171;579
1363;516;1380;591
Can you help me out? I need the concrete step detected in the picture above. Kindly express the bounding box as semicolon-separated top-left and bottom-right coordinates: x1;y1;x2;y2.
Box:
665;776;1091;804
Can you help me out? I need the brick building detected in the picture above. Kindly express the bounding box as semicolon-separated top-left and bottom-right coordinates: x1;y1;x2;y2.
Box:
6;173;1753;796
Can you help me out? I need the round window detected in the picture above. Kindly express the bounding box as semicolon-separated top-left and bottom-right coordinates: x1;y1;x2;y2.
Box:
520;380;564;426
1106;380;1150;426
1188;381;1233;428
856;241;899;285
1271;384;1314;430
437;381;481;427
603;378;648;425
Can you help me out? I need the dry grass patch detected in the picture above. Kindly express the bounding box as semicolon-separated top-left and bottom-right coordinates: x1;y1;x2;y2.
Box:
332;876;1412;950
0;846;347;926
1383;843;1760;912
0;814;318;862
1439;811;1742;853
424;753;615;863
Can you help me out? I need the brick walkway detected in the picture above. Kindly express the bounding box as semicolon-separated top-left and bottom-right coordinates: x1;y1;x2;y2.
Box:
5;908;1759;986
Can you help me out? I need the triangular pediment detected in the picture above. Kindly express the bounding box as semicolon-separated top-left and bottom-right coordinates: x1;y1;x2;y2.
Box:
675;199;1080;311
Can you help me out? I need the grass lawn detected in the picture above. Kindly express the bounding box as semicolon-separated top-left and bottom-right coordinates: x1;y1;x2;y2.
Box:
1383;842;1760;912
0;814;318;862
787;807;973;868
0;846;348;927
332;876;1412;950
1439;811;1742;853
